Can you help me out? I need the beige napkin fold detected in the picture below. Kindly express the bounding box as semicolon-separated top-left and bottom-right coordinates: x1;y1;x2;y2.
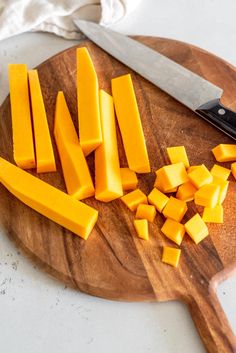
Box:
0;0;140;41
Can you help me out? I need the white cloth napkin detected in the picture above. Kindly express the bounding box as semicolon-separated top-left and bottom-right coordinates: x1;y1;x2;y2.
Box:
0;0;140;41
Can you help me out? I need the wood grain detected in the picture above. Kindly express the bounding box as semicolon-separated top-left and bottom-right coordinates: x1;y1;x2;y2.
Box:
0;36;236;352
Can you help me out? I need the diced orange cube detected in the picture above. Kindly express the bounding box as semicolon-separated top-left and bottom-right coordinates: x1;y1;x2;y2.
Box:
121;189;147;211
162;247;181;267
154;173;177;193
154;169;168;192
163;196;188;222
164;187;178;193
212;144;236;162
211;176;229;204
167;146;190;168
120;168;138;191
210;164;231;181
231;162;236;180
155;163;188;190
194;184;220;208
187;165;201;173
148;188;169;212
134;219;149;240
188;164;212;189
154;173;165;192
202;205;223;223
136;204;156;222
161;218;185;245
185;213;209;244
176;181;197;202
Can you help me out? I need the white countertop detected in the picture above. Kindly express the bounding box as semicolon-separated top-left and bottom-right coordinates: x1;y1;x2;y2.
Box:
0;1;235;352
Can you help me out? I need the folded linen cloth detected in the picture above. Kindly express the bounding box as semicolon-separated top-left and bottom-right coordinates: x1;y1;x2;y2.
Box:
0;0;140;41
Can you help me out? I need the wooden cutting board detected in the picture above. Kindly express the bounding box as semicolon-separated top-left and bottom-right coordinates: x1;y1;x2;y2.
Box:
0;36;235;353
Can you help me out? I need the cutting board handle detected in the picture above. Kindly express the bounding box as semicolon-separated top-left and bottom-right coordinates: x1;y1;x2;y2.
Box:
188;285;236;353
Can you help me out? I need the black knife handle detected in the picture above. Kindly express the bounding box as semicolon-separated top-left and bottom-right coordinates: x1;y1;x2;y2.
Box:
196;99;236;140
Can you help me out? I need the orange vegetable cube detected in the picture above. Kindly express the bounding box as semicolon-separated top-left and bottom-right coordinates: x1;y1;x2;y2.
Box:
162;196;187;222
211;176;229;204
212;144;236;162
134;219;149;240
154;173;165;192
202;205;223;223
185;213;209;244
162;247;181;267
155;163;188;190
121;189;147;211
187;165;201;173
154;175;177;193
188;164;212;189
210;164;231;181
176;181;197;202
194;184;220;208
154;169;168;192
167;146;190;168
164;187;178;193
231;162;236;180
161;218;185;245
148;188;169;212
136;204;156;222
154;170;178;193
120;168;138;191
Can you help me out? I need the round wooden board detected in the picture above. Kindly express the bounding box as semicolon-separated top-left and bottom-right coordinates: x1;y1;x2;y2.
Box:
0;37;236;352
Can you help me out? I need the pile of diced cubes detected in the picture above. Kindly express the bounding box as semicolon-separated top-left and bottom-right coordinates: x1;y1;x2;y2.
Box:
120;144;236;268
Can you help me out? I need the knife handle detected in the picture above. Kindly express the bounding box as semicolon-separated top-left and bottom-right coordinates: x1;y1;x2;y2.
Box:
196;99;236;140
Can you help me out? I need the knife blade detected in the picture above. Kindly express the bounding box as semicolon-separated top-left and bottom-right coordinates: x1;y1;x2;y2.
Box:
74;19;236;140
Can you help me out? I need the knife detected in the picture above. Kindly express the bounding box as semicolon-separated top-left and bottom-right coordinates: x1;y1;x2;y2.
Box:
74;19;236;140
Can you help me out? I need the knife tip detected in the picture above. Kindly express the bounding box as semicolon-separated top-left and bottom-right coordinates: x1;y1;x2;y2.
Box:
74;19;95;31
